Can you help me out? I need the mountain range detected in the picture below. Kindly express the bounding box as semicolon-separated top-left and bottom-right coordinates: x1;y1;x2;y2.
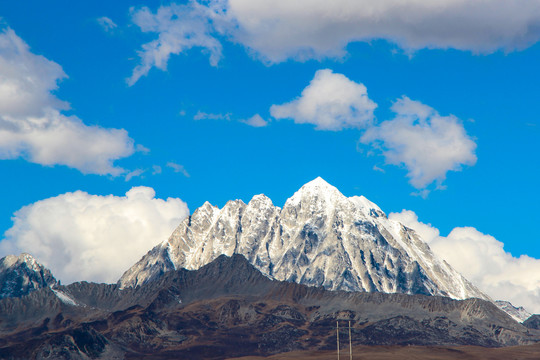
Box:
0;254;539;359
119;177;487;302
0;178;537;359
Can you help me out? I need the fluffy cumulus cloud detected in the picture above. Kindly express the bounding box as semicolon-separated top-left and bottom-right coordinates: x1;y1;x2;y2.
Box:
270;69;377;131
0;28;135;175
390;210;540;313
0;187;189;284
128;3;223;85
128;1;540;74
361;97;476;190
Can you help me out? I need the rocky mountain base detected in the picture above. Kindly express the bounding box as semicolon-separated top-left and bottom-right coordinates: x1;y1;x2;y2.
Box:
0;255;538;359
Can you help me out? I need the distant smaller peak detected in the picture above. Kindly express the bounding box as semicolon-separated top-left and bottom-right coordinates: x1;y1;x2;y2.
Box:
202;201;215;208
0;253;57;299
249;194;273;205
251;193;270;200
192;201;219;218
198;201;218;212
1;253;39;268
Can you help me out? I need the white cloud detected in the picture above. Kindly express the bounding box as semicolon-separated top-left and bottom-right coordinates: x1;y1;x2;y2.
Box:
193;111;231;121
241;114;267;127
128;1;540;73
0;187;189;284
389;210;540;313
167;162;190;177
0;29;68;118
128;3;223;85
270;69;377;131
97;17;117;32
269;72;475;190
135;144;150;154
361;96;476;189
0;28;136;175
225;0;540;62
194;111;267;127
125;169;145;181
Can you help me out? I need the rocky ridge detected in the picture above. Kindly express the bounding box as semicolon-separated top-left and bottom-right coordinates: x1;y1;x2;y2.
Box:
495;300;532;322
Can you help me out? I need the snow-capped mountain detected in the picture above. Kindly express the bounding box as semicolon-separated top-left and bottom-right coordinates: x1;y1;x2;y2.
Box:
118;178;488;301
0;253;57;298
495;300;532;323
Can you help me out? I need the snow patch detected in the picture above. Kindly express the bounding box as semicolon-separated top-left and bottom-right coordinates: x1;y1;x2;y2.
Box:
495;300;531;323
51;288;80;306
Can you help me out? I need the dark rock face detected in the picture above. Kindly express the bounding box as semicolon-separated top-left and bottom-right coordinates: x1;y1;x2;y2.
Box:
523;315;540;329
353;315;496;347
0;254;57;299
0;255;538;360
0;324;120;360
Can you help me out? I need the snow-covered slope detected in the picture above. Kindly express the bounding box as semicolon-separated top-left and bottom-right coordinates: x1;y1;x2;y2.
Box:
495;300;531;322
0;253;57;298
119;177;489;301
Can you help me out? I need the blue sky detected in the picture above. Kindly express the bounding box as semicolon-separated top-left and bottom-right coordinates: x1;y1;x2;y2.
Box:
0;0;539;307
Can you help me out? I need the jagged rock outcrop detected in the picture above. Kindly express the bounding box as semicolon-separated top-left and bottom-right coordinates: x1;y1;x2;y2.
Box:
0;253;57;299
523;315;540;329
119;177;488;303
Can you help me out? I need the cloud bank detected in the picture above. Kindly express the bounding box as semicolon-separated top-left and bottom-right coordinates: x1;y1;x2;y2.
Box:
226;0;540;62
0;28;135;175
390;210;540;313
128;0;540;81
0;187;189;284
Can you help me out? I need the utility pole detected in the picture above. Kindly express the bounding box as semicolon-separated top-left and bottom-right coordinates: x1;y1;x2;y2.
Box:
336;320;340;360
349;320;352;360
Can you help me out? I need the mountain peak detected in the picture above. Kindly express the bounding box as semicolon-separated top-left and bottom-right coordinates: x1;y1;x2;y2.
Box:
286;177;345;207
0;253;57;299
1;253;40;271
248;194;274;208
302;176;335;190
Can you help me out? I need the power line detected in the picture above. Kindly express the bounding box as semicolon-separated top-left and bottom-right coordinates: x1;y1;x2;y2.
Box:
336;320;353;360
